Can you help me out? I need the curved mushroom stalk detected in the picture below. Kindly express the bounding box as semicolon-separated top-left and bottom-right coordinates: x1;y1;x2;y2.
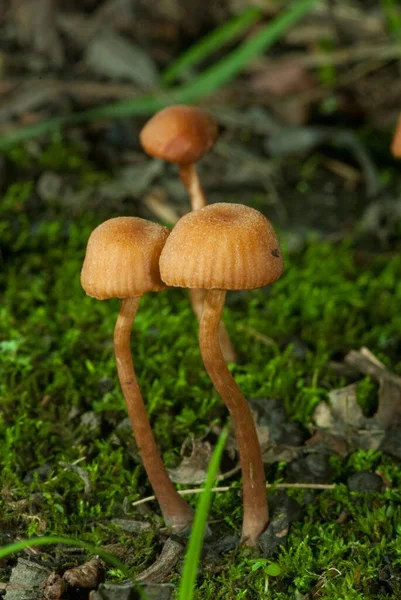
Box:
190;288;237;364
82;217;194;532
179;164;207;211
159;202;284;546
199;289;268;546
114;300;194;532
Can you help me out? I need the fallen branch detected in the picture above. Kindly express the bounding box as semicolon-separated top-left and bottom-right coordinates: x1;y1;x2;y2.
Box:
132;482;336;508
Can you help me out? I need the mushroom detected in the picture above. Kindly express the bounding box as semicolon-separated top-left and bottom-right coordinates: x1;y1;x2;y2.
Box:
139;104;218;211
140;105;237;363
159;203;284;546
391;114;401;158
81;217;193;532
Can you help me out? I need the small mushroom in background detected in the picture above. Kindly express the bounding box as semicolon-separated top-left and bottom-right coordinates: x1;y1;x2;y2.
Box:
139;104;217;211
140;104;237;364
159;203;284;547
391;114;401;158
81;217;193;532
140;105;237;362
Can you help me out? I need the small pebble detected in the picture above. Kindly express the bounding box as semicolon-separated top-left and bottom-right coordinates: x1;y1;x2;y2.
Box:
347;471;383;493
258;514;289;558
269;490;302;523
286;453;333;484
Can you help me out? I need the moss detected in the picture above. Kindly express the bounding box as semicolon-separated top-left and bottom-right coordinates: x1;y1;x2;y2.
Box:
1;144;401;598
3;135;92;172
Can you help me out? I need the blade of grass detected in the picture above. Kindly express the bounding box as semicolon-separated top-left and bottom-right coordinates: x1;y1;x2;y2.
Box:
178;428;228;600
67;0;318;114
0;0;316;149
381;0;401;41
162;7;263;84
175;0;317;100
0;535;150;599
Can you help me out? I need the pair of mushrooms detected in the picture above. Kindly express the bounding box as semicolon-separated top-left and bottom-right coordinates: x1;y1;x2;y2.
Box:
81;107;284;547
140;105;237;364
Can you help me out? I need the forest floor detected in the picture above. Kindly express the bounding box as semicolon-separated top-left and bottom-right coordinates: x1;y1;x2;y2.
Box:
1;1;401;599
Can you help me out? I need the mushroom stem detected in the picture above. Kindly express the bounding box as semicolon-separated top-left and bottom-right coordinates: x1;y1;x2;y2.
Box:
180;165;237;363
199;289;268;546
114;297;194;531
190;288;237;363
179;163;207;211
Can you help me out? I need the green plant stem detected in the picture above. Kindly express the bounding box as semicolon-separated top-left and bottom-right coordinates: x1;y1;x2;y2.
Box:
163;7;263;84
178;429;228;600
0;537;127;578
0;537;150;598
176;0;317;100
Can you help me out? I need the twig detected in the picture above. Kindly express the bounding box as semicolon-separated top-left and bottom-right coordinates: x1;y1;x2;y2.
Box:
132;482;336;508
143;189;181;224
345;347;401;386
136;538;183;583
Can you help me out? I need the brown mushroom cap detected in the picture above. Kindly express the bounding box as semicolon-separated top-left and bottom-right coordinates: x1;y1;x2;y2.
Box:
81;217;169;300
159;203;284;290
139;105;218;165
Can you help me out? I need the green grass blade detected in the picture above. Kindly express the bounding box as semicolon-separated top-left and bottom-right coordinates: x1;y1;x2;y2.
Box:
381;0;401;41
0;93;177;149
0;0;316;149
162;7;263;84
177;0;317;100
0;535;150;599
0;117;67;149
178;429;228;600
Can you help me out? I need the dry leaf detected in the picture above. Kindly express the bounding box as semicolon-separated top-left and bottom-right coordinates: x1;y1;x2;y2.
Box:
312;377;390;452
168;436;239;485
85;31;158;87
168;439;213;485
377;377;401;428
111;519;151;533
345;347;401;428
345;347;401;386
328;383;364;428
136;538;183;584
43;573;66;600
262;444;301;465
63;557;104;588
306;431;349;458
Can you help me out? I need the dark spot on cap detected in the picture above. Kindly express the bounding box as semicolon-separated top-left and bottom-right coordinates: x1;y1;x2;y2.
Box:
272;248;280;257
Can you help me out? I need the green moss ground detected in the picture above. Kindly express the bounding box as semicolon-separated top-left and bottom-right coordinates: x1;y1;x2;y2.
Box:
1;142;401;598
